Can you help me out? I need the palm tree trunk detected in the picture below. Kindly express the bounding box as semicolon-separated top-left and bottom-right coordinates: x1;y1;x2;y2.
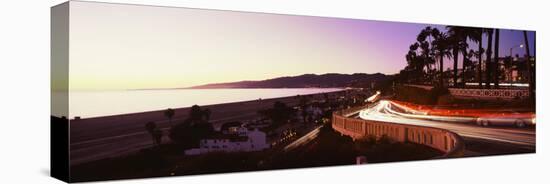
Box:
453;47;459;87
462;50;467;88
493;29;500;88
523;31;533;103
440;53;444;86
478;31;483;88
485;29;493;88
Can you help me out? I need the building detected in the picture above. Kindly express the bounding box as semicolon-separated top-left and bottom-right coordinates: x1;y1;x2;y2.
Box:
498;56;533;83
220;121;247;135
184;128;270;155
465;56;533;85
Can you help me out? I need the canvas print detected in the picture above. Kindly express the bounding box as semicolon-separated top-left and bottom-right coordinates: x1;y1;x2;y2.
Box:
51;1;536;182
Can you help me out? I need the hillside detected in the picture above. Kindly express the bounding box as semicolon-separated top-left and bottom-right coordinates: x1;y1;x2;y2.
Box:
187;73;390;89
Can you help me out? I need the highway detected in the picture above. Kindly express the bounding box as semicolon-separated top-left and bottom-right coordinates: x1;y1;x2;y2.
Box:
358;100;535;154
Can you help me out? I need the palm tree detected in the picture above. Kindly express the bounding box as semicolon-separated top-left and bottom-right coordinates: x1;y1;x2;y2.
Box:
461;27;482;87
145;121;158;146
523;31;534;103
186;105;212;125
416;27;437;83
164;108;175;127
485;29;494;88
202;108;211;122
493;29;500;88
475;28;484;88
446;26;469;87
431;28;451;86
463;49;476;82
153;129;163;147
405;43;427;83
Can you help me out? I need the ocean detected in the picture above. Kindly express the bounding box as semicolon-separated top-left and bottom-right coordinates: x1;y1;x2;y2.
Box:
59;88;343;118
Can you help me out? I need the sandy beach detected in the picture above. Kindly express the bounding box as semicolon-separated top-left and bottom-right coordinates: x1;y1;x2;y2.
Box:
69;90;344;165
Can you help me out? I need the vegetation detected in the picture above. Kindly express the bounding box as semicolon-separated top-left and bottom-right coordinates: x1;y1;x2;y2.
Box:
266;125;441;168
71;119;442;182
522;30;535;104
70;144;185;182
258;101;296;129
163;108;175;127
394;85;450;105
169;105;215;149
398;25;534;98
299;96;310;123
145;121;163;146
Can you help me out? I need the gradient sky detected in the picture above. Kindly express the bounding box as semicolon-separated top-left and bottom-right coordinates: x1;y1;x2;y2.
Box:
66;1;535;90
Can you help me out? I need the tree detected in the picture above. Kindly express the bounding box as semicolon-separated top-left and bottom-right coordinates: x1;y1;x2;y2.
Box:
447;26;482;87
405;43;428;83
145;121;162;146
485;29;494;88
493;29;500;88
299;96;309;123
416;27;437;83
462;28;482;86
523;31;534;103
202;108;211;122
463;49;476;82
431;28;451;86
164;108;175;127
446;26;469;87
153;129;163;147
258;101;296;128
169;121;214;149
169;104;215;148
187;105;211;125
476;28;484;87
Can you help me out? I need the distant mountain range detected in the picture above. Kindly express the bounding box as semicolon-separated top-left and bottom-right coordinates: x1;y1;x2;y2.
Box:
186;73;391;89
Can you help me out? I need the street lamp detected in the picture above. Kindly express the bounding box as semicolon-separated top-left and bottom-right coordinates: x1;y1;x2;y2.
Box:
509;44;524;59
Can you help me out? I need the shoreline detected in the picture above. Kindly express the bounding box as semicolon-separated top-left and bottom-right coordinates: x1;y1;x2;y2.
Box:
69;90;347;165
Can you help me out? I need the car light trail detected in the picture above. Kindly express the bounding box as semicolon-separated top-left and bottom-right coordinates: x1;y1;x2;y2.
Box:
358;100;535;148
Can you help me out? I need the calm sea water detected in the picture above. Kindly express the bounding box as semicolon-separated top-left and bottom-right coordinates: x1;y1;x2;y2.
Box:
62;88;343;118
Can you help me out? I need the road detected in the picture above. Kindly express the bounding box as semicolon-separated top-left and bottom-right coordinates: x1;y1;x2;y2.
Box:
283;125;323;152
358;100;535;155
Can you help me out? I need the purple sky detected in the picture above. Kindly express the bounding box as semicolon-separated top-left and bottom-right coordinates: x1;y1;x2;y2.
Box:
312;17;535;70
68;1;536;90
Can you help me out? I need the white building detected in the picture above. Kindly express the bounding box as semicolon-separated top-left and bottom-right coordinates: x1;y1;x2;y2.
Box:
184;128;270;155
